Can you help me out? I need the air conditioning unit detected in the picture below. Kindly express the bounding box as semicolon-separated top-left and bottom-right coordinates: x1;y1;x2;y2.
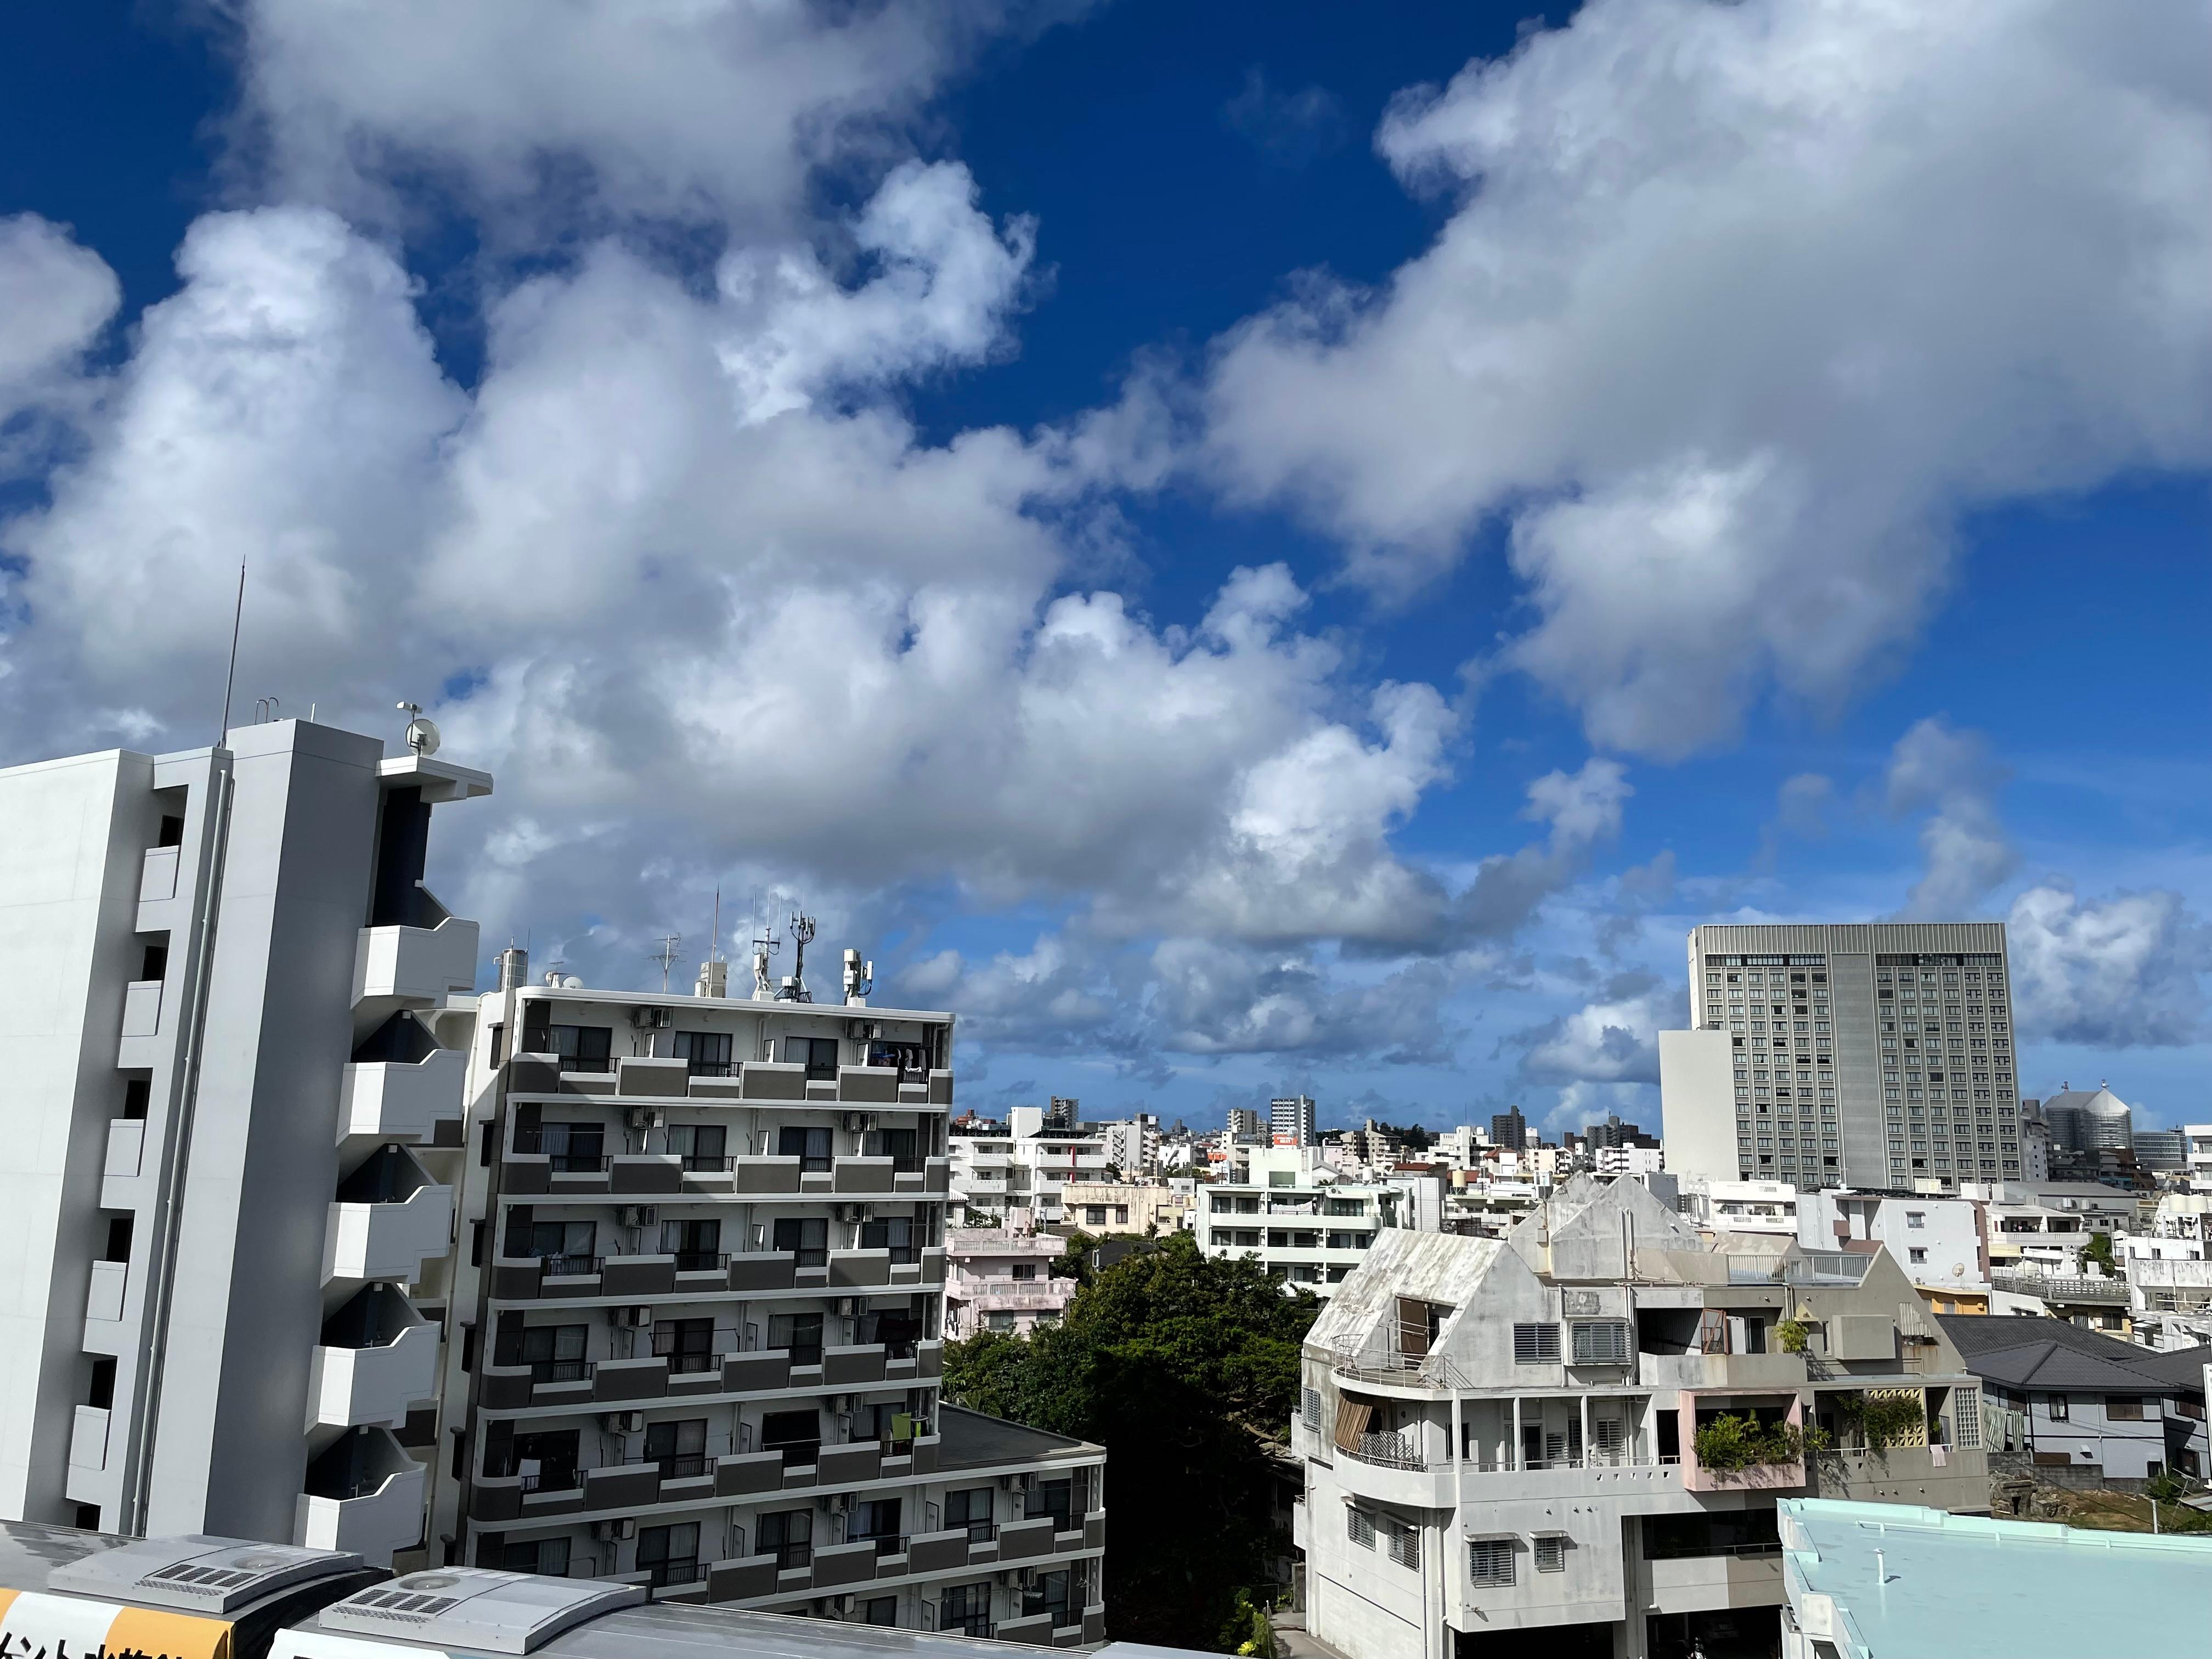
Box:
626;1106;665;1130
835;1297;859;1318
823;1493;850;1515
631;1006;671;1029
620;1205;657;1228
836;1205;869;1227
603;1410;646;1434
842;1112;876;1134
1563;1290;1602;1316
590;1518;637;1542
617;1306;655;1328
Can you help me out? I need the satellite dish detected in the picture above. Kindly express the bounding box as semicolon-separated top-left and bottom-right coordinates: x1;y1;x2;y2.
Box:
406;716;441;757
1952;1263;1966;1277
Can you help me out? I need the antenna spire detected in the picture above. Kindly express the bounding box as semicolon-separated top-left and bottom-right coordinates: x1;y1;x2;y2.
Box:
649;933;682;992
217;561;246;747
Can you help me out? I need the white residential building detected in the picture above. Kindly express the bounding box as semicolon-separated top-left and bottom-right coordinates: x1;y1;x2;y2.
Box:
1271;1095;1318;1148
1293;1176;1991;1659
948;1108;1110;1229
1096;1115;1161;1177
1664;924;2023;1194
1061;1181;1195;1237
0;718;490;1560
2186;1124;2212;1192
1682;1181;1800;1238
1793;1191;1988;1304
1198;1147;1424;1295
944;1229;1077;1338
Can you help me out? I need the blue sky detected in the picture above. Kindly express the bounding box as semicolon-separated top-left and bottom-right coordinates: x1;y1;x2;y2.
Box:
2;2;2207;1133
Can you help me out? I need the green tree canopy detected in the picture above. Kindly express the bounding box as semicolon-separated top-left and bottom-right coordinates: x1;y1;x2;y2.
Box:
942;1231;1317;1649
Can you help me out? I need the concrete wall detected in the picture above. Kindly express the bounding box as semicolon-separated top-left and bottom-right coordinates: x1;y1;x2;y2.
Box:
1658;1030;1736;1189
0;749;151;1522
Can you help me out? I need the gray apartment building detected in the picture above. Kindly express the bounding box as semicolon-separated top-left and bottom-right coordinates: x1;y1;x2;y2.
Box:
0;718;489;1554
431;967;1108;1639
1661;924;2022;1193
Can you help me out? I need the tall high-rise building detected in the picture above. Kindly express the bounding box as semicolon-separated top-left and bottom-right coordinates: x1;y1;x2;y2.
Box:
1269;1094;1316;1148
0;719;490;1553
1489;1107;1528;1152
1662;923;2021;1192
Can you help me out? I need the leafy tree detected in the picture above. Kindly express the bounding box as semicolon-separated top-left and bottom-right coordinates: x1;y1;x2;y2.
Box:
942;1232;1318;1649
1371;1120;1434;1152
2083;1230;2117;1274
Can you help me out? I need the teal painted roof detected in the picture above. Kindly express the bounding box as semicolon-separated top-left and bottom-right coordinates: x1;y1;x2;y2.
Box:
1778;1499;2212;1657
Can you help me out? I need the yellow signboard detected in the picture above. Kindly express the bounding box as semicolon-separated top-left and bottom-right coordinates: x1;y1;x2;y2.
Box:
0;1588;232;1659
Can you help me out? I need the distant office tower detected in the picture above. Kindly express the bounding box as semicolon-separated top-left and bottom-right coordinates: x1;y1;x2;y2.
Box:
1043;1094;1080;1131
1270;1094;1317;1147
1489;1107;1528;1152
1226;1107;1262;1139
1662;923;2021;1192
1584;1113;1656;1151
0;719;490;1555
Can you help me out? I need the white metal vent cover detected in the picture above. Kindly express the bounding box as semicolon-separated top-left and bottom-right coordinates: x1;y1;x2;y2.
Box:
49;1535;368;1614
319;1570;645;1654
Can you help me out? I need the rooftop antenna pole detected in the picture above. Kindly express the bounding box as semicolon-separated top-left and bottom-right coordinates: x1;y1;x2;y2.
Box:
650;934;682;993
712;885;722;963
217;560;246;746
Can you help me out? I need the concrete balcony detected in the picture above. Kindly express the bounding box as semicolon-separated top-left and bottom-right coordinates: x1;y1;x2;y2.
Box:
84;1259;128;1326
295;1429;426;1567
340;1047;467;1145
1641;1351;1808;1390
103;1116;145;1183
324;1183;454;1285
308;1322;440;1432
117;979;164;1068
1645;1552;1785;1616
67;1406;111;1475
352;917;479;1014
1333;1445;1458;1510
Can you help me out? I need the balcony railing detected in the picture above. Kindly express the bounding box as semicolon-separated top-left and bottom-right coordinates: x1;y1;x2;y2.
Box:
653;1351;721;1375
852;1533;909;1558
643;1560;704;1588
527;1358;595;1384
672;1251;729;1273
684;1060;735;1078
680;1155;733;1172
518;1469;582;1493
627;1453;713;1480
1991;1269;2128;1303
539;1254;605;1278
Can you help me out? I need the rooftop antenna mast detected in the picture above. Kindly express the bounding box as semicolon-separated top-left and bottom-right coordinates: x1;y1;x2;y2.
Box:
649;933;682;993
781;911;816;1002
217;560;246;744
749;893;781;1002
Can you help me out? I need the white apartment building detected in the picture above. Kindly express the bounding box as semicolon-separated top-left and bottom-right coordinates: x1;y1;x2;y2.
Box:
944;1229;1077;1338
949;1108;1110;1229
0;718;489;1559
1681;1181;1799;1238
1793;1191;1988;1309
2186;1124;2212;1192
1060;1181;1194;1237
1293;1176;1991;1659
430;964;1110;1638
1199;1147;1426;1296
1662;923;2022;1194
1271;1095;1318;1148
1095;1115;1161;1177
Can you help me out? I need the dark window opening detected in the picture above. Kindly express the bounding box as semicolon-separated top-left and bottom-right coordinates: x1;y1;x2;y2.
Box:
156;815;185;849
101;1216;133;1263
87;1358;116;1411
769;1312;823;1368
673;1030;733;1077
760;1408;821;1468
772;1215;828;1267
652;1317;716;1374
121;1079;150;1120
758;1507;812;1569
778;1125;833;1173
139;943;168;981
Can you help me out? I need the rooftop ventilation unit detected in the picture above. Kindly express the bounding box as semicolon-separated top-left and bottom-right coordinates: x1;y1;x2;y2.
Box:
50;1536;374;1617
317;1570;644;1654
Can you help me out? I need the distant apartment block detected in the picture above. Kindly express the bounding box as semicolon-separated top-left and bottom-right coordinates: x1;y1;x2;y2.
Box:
944;1228;1077;1338
0;719;490;1558
1199;1147;1420;1296
1662;923;2022;1193
949;1109;1110;1230
1270;1095;1317;1148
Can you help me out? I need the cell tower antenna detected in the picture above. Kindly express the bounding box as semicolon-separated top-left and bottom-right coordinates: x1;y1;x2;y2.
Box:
749;893;781;1002
781;911;816;1002
649;933;682;992
711;885;723;963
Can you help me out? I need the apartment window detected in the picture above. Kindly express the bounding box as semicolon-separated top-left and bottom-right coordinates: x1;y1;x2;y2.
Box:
509;1324;589;1383
661;1217;723;1271
771;1216;829;1270
672;1030;733;1076
1469;1540;1515;1588
500;1538;570;1577
768;1312;825;1367
1513;1324;1560;1364
1348;1508;1376;1550
1022;1568;1072;1626
1301;1389;1323;1432
644;1418;709;1478
777;1125;833;1173
549;1024;613;1072
758;1507;814;1569
1084;1206;1108;1226
939;1582;994;1639
2107;1397;2147;1421
1533;1536;1567;1573
1909;1248;1927;1265
1386;1519;1420;1570
946;1486;995;1542
760;1408;822;1466
651;1318;715;1374
782;1035;840;1081
2049;1396;2070;1421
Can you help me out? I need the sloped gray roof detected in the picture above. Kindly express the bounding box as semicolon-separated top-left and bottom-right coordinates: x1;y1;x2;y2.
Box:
1937;1314;2191;1395
1305;1228;1504;1354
